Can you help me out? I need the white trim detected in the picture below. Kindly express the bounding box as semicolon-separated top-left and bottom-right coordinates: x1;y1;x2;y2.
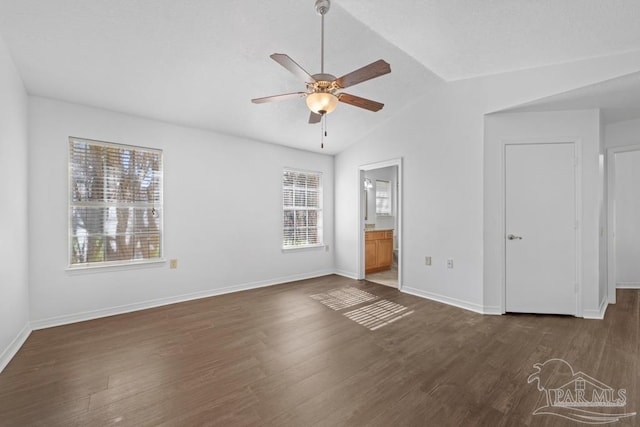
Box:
281;244;325;253
606;144;640;304
66;258;166;273
583;298;608;319
0;323;31;374
617;282;640;289
575;140;584;317
481;306;503;315
500;138;582;316
358;158;403;290
359;159;403;170
334;269;359;280
30;269;334;330
358;169;365;280
402;286;497;315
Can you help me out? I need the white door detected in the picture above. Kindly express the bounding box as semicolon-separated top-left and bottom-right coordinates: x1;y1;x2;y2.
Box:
505;143;577;315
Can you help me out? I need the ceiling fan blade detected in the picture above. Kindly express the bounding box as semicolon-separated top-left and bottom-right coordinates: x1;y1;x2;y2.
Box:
251;92;307;104
338;93;384;112
335;59;391;89
270;53;316;84
309;112;322;124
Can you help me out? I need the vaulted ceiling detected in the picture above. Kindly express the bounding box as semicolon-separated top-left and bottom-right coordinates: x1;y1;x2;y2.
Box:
1;0;640;154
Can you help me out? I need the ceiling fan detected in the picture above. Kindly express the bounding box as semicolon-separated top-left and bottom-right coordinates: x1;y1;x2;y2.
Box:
251;0;391;125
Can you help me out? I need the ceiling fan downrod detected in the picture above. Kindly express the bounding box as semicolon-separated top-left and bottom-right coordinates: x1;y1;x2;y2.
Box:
315;0;330;74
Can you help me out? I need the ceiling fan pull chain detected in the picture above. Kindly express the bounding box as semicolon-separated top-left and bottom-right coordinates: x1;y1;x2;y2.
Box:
320;114;325;149
324;113;328;137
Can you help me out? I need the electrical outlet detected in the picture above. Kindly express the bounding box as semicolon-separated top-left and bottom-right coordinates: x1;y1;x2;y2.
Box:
425;256;432;266
169;259;178;269
447;258;454;269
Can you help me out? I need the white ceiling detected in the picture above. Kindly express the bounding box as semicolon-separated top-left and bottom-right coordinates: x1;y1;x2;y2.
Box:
339;0;640;81
1;0;639;154
496;71;640;124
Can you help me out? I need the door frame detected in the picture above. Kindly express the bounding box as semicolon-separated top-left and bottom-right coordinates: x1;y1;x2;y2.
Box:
606;144;640;304
357;158;403;289
500;139;582;316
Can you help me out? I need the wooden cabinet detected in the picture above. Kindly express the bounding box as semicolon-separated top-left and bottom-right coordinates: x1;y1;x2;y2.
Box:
365;230;394;274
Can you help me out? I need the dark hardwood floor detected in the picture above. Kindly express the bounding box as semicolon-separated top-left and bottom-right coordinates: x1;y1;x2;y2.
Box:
0;275;638;426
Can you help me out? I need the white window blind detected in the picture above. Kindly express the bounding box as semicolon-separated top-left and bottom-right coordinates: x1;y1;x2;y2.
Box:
376;180;392;215
69;137;163;267
283;169;323;249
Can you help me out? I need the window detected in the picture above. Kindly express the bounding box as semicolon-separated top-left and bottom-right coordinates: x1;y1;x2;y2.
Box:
376;180;392;215
282;169;323;249
69;137;163;267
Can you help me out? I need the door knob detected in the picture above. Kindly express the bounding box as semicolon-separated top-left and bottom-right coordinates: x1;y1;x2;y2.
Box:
507;234;523;240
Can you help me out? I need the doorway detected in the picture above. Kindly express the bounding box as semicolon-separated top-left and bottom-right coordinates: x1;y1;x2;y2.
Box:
359;159;402;289
504;143;578;315
607;144;640;304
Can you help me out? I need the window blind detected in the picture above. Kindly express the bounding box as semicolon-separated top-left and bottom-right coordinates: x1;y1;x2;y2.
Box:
283;169;323;248
69;137;163;266
376;180;392;215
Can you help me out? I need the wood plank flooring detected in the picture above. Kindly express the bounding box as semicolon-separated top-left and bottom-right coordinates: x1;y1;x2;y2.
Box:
0;275;638;426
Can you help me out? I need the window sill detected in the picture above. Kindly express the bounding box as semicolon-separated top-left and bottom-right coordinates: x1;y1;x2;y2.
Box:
66;259;166;274
282;244;326;253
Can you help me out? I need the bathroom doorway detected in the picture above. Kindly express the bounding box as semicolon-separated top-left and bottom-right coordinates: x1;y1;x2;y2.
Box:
359;159;402;289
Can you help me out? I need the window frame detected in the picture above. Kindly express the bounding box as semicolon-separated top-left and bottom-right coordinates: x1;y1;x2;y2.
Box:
375;179;393;216
67;136;164;269
282;168;324;250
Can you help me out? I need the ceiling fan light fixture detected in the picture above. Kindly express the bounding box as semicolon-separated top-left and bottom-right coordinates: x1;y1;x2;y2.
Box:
306;92;338;115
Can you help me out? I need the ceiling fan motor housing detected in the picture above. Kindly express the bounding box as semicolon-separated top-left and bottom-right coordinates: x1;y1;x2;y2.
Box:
308;73;338;93
315;0;330;15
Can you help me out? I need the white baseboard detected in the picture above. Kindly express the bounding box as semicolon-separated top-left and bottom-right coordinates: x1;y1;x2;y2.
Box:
334;269;359;280
617;282;640;289
481;306;503;315
583;298;608;320
31;269;334;330
402;286;494;315
0;323;31;374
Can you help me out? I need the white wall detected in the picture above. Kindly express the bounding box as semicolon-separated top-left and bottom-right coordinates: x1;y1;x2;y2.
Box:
613;150;640;285
0;35;30;372
28;97;334;326
335;75;491;310
605;118;640;149
484;110;605;318
334;52;640;314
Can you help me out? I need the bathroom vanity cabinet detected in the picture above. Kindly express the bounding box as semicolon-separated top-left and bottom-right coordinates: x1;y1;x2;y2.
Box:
365;230;393;274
